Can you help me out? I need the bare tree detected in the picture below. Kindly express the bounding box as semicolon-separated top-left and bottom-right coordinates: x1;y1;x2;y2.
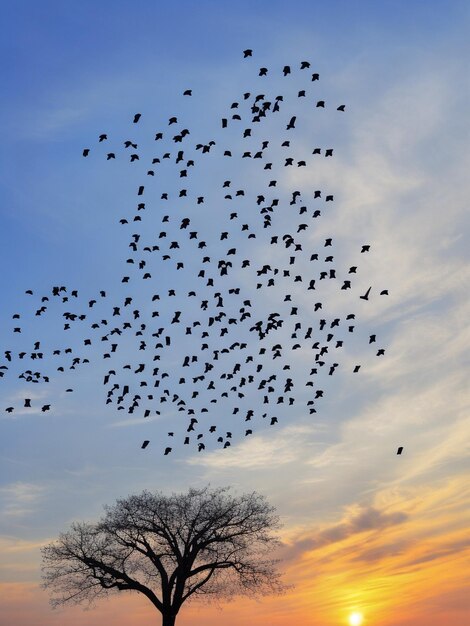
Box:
42;485;286;626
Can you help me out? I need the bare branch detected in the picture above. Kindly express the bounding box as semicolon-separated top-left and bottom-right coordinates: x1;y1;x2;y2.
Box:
42;485;287;624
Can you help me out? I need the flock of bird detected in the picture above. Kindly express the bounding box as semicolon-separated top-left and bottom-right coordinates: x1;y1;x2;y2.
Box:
2;50;401;455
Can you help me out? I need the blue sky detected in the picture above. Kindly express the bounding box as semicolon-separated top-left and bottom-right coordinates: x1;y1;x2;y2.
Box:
0;2;469;625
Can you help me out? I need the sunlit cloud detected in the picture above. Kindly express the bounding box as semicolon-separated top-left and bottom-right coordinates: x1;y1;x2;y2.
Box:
281;504;409;563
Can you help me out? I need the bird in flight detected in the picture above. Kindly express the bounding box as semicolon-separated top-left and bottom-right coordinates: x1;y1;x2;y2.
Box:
0;48;391;458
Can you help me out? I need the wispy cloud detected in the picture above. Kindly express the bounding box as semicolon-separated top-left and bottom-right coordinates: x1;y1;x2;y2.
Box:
268;476;470;625
186;424;319;469
281;504;409;563
0;482;46;519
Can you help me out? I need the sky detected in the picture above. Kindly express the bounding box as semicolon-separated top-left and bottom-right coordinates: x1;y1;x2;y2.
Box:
0;1;469;625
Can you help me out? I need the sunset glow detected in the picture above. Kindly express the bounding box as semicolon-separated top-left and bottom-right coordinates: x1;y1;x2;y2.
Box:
349;612;364;626
1;2;469;626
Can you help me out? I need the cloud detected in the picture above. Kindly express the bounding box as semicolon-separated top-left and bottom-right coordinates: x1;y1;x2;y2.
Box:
0;536;48;583
0;482;46;519
404;537;470;568
0;389;51;418
281;69;469;331
348;506;408;532
186;424;318;470
350;541;408;563
281;504;408;563
0;536;47;554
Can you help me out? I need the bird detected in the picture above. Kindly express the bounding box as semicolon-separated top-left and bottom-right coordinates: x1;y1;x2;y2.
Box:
286;116;296;130
1;49;389;457
397;446;404;455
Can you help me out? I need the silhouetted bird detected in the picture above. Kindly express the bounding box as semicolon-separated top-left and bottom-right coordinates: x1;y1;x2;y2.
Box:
5;49;389;457
286;116;296;130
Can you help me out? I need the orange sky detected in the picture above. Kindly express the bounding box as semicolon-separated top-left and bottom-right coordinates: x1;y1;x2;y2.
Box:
2;475;469;626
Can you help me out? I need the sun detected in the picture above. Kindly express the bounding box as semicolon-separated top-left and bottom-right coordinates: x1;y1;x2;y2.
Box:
348;612;364;626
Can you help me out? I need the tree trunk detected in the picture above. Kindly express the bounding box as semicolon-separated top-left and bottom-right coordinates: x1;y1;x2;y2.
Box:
161;612;177;626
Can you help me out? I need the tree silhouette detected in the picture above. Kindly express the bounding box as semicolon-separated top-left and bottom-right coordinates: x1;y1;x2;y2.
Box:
42;485;286;626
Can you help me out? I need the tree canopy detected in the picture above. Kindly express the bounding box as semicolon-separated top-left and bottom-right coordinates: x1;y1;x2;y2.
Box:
42;485;286;626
